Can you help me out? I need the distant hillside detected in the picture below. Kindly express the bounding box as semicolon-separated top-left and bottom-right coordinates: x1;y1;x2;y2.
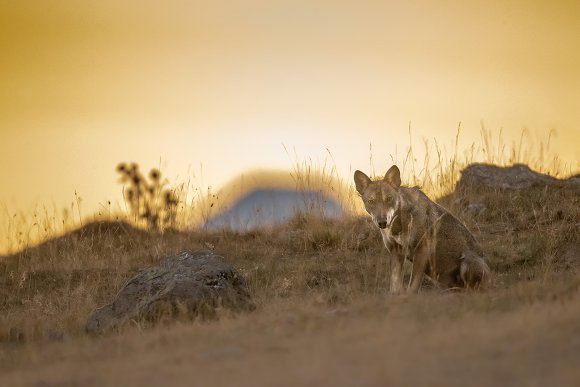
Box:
203;188;343;230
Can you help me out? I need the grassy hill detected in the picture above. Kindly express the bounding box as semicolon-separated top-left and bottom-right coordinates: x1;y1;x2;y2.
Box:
0;160;579;386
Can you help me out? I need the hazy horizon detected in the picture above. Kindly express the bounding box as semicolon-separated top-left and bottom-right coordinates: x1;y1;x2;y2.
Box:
1;0;579;220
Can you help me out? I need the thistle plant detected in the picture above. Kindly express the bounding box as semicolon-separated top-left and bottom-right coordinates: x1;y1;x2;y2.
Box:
116;162;178;231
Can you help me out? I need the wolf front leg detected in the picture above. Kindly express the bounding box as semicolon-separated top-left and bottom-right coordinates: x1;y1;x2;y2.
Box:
407;245;430;293
388;253;405;294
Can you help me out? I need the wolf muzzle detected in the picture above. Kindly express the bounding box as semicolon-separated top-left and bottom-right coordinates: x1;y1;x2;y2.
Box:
376;208;400;230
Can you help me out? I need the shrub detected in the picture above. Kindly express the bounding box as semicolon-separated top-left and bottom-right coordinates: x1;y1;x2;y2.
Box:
116;162;178;231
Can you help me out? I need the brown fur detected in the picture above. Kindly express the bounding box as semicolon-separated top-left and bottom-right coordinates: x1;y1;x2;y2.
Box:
354;165;490;294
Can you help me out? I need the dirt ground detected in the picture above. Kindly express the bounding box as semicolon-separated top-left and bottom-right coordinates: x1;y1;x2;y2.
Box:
2;279;580;387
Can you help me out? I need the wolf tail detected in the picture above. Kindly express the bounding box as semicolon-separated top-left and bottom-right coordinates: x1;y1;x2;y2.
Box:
459;253;491;289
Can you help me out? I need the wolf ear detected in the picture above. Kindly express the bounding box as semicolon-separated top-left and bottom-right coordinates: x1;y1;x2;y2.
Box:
354;170;372;194
384;165;401;187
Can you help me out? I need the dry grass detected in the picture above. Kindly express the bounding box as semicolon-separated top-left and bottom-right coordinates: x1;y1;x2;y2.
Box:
0;129;579;386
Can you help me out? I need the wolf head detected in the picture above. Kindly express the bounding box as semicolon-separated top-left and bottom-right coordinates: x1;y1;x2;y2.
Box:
354;165;402;230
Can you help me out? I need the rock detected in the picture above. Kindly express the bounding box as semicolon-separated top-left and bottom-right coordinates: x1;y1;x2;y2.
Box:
456;163;580;191
86;250;254;334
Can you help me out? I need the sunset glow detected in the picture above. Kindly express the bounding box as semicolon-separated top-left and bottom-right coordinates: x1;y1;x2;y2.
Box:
1;0;579;228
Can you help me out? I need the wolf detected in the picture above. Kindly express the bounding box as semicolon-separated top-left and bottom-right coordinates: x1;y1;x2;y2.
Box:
354;165;490;294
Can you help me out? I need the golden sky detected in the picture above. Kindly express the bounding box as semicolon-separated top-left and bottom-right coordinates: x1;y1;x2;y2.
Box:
1;0;579;219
